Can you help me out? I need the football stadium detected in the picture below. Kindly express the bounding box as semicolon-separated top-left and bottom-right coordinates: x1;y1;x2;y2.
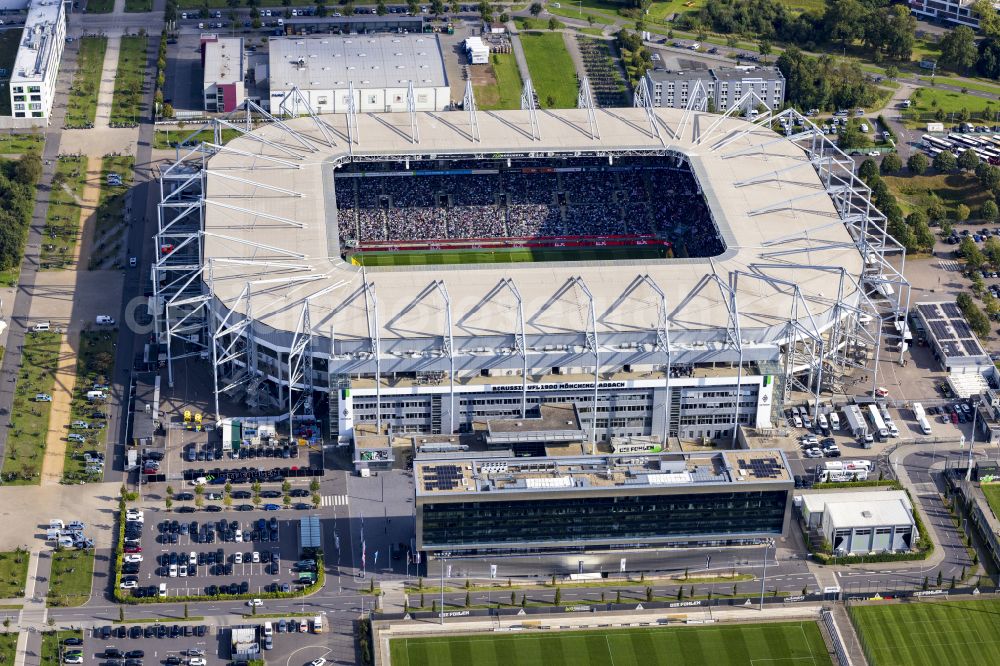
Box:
154;93;907;446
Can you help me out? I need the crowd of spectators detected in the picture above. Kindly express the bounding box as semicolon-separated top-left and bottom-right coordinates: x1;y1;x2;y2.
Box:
334;160;722;256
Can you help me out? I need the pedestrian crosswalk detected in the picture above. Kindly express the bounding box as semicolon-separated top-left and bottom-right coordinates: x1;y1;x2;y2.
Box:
938;260;963;272
321;494;349;507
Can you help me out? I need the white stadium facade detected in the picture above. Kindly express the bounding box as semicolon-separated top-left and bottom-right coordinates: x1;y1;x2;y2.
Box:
154;83;909;446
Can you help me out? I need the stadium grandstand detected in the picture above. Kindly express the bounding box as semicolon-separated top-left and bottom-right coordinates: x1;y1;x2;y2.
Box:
153;82;908;447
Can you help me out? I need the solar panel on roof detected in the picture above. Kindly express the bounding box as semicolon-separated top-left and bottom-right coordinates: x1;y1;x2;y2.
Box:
942;302;962;317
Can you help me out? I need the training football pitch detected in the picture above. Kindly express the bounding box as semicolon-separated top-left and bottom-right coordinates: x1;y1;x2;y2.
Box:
349;244;669;266
850;598;1000;666
388;621;832;666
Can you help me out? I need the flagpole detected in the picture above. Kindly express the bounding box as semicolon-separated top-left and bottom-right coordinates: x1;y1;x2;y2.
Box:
360;512;366;580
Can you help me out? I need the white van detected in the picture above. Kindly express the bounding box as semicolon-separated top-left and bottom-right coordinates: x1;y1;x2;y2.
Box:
158;583;167;598
32;322;50;332
46;528;61;541
817;414;828;430
792;415;803;428
829;413;841;430
95;315;115;325
86;390;107;401
263;622;273;637
49;519;64;530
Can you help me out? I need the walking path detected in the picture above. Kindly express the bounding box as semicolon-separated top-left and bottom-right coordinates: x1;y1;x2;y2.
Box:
561;30;587;84
508;31;532;86
94;36;121;130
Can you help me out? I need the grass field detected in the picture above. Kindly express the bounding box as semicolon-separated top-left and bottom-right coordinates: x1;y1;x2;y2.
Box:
47;548;94;607
390;622;832;666
350;244;668;266
41;156;88;270
110;36;148;127
41;629;82;663
3;331;60;485
850;598;1000;666
0;550;29;598
0;133;43;156
475;54;523;111
519;33;578;109
65;37;108;129
63;331;115;483
0;633;16;665
124;0;152;10
153;127;242;150
89;155;134;269
883;173;994;218
983;483;1000;520
85;0;114;12
0;30;21;117
903;87;1000;127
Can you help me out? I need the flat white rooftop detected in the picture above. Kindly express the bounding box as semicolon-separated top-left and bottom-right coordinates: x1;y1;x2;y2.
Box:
825;498;915;529
200;107;865;342
11;0;62;85
268;33;447;90
204;37;244;86
801;489;912;515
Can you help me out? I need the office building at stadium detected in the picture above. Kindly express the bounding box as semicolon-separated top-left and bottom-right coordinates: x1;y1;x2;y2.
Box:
643;67;785;112
202;36;246;113
266;33;450;114
8;0;65;121
414;449;793;555
154;84;906;448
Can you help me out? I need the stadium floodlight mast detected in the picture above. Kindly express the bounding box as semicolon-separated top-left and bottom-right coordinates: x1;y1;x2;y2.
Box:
406;80;420;145
462;80;481;143
577;76;600;141
520;78;541;141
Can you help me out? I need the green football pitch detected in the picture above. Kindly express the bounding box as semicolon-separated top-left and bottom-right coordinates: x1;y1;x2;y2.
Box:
349;244;669;267
850;598;1000;666
388;621;832;666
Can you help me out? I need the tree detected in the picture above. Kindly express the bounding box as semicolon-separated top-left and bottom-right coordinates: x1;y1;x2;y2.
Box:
529;1;541;15
510;591;516;606
960;236;987;269
758;39;772;64
464;591;471;607
430;0;444;15
977;37;1000;79
376;0;386;14
973;0;1000;38
939;26;978;72
858;158;879;182
548;16;558;29
983;199;1000;223
162;103;175;119
922;576;929;590
884;65;899;81
908;152;929;175
521;594;527;608
615;590;621;604
553;587;561;605
959;149;981;172
978;164;1000;192
957;204;971;222
937;570;944;586
934;150;957;173
880;153;902;175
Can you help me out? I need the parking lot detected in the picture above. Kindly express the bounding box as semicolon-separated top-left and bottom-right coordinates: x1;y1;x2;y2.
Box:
121;513;318;598
77;615;332;666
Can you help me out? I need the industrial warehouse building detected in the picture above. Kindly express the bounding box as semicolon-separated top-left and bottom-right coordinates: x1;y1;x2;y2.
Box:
8;0;66;121
799;490;916;555
267;33;450;113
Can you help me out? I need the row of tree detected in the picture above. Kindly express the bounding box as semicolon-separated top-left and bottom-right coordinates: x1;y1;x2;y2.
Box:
857;157;935;255
0;155;42;273
679;0;916;62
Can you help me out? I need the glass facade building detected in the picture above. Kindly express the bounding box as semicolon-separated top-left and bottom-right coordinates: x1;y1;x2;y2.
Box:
420;489;788;554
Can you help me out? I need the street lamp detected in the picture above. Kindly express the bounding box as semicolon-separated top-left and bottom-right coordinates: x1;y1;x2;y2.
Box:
758;539;775;611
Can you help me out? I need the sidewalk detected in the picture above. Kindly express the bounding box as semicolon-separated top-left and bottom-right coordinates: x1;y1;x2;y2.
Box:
94;36;122;129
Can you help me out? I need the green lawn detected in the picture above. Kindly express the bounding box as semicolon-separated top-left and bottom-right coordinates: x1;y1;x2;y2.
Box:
0;633;16;665
0;29;21;117
65;37;108;129
884;173;994;219
351;244;668;266
850;598;1000;666
390;622;832;666
0;550;29;598
90;155;134;269
903;87;1000;127
3;331;60;485
47;548;94;607
110;36;148;127
41;156;88;270
983;483;1000;520
124;0;152;10
85;0;114;11
153;127;243;150
475;54;524;111
519;33;578;109
63;331;116;484
0;133;43;156
41;629;83;663
515;16;564;29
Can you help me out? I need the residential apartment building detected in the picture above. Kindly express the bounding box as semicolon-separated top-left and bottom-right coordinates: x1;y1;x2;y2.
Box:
643;66;785;112
908;0;1000;30
8;0;65;122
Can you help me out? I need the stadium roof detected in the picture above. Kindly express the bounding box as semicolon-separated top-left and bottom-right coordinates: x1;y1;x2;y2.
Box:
267;34;447;90
201;107;865;344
